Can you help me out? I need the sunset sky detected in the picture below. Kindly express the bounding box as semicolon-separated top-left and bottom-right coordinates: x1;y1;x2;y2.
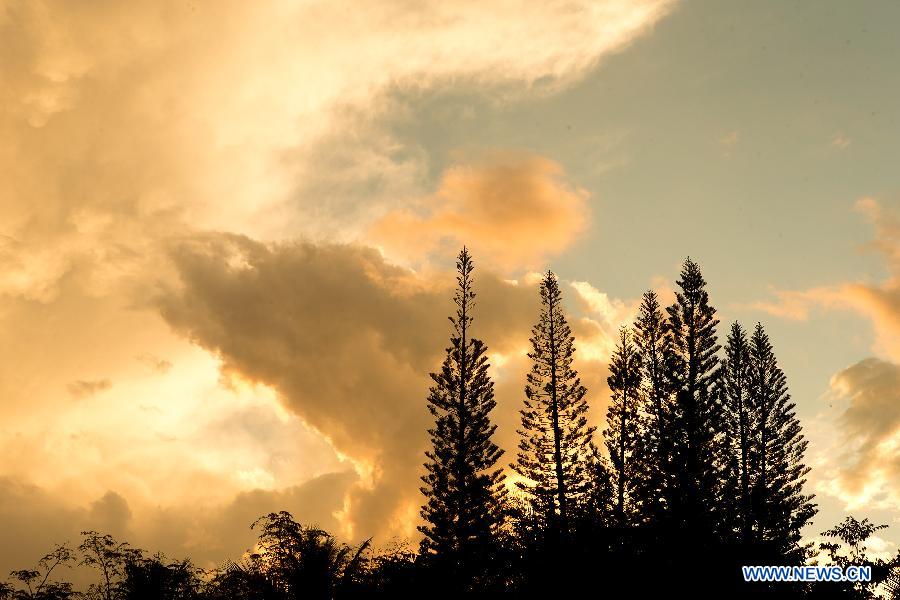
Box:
2;0;899;570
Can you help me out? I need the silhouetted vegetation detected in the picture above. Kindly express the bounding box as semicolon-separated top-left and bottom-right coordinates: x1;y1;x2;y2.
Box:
4;252;899;598
419;248;507;591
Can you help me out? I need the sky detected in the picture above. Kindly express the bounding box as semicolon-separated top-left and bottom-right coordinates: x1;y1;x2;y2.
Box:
1;0;899;571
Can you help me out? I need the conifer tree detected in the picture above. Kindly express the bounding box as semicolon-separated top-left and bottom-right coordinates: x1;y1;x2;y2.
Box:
721;322;754;544
584;448;616;528
748;323;816;563
632;290;673;520
604;326;644;526
663;258;724;540
513;271;594;536
419;248;506;581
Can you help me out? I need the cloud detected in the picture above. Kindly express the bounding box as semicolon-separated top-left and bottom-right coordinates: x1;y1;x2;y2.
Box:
749;286;845;321
719;130;740;146
1;0;675;263
0;0;676;573
369;152;590;272
569;280;638;362
830;132;852;149
66;379;112;399
750;200;900;515
816;358;900;511
136;470;358;565
157;233;542;538
0;482;136;583
0;472;356;576
88;491;132;540
718;130;740;158
752;199;900;361
135;353;173;374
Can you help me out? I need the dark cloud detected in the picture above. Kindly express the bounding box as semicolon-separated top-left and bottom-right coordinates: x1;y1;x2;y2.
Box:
0;477;84;573
137;470;359;566
0;471;357;575
0;482;136;584
88;491;132;540
157;233;540;537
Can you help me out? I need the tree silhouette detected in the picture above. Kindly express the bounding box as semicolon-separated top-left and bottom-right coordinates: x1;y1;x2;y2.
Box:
418;248;506;586
663;258;724;543
814;517;896;599
514;271;594;537
721;322;754;545
3;545;75;600
250;511;371;600
202;558;277;600
603;325;643;526
632;290;674;523
78;531;141;600
118;554;198;600
0;253;844;598
748;323;816;564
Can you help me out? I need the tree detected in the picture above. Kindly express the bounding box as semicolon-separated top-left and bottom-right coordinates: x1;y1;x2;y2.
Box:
721;322;754;544
814;517;895;599
663;258;724;542
355;541;420;595
5;545;76;600
631;290;673;522
202;558;277;600
603;326;644;526
118;554;199;600
250;511;370;600
419;248;506;584
584;448;615;528
514;271;595;536
78;531;141;600
748;323;816;563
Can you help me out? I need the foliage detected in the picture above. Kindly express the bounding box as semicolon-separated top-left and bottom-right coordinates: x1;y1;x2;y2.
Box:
418;248;506;588
0;252;841;598
513;271;595;537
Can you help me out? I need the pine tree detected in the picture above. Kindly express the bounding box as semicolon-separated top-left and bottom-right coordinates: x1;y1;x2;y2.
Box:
584;448;616;529
632;290;673;521
663;258;724;541
513;271;595;536
721;322;754;544
748;323;816;563
419;248;506;582
604;326;643;526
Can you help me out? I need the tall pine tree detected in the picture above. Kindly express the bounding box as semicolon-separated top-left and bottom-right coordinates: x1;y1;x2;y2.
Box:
604;326;644;526
748;323;816;563
632;290;674;521
721;321;754;544
514;271;595;536
419;248;506;582
663;258;724;542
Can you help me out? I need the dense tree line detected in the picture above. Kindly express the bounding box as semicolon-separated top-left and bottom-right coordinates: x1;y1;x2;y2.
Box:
4;250;898;598
415;250;894;597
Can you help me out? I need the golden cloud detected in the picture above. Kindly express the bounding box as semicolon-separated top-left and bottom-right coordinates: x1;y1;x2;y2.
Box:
370;153;590;271
66;379;112;399
0;0;675;574
756;200;900;514
817;358;900;511
752;199;900;362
